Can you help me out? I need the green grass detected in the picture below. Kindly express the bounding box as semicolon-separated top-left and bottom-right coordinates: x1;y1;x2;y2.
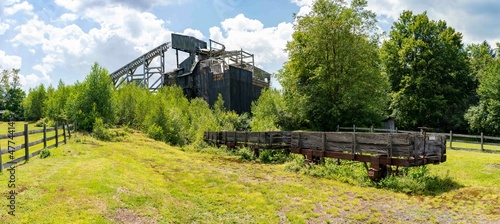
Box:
0;130;499;223
0;122;60;166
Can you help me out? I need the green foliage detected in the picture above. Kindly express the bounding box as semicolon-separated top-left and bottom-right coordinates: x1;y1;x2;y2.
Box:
45;80;72;122
376;166;461;195
92;117;112;141
277;0;388;131
285;157;461;195
0;69;25;118
1;110;12;122
465;55;500;135
382;11;474;131
39;148;51;159
147;123;164;141
34;118;48;127
259;149;291;164
73;63;115;131
23;84;47;121
250;89;286;131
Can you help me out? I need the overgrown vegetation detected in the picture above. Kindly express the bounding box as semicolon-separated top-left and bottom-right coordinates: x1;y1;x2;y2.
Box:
284;156;462;195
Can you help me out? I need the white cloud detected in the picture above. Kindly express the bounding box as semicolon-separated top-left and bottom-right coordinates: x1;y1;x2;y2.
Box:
54;0;184;12
0;22;9;35
4;1;33;16
10;15;51;47
221;14;264;32
0;50;22;69
291;0;314;17
182;28;205;40
366;0;500;44
209;14;294;74
60;13;78;22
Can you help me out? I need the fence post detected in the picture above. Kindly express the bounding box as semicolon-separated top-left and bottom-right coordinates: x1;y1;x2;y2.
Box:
353;125;356;133
481;132;484;151
24;123;29;161
395;127;398;133
449;130;453;148
63;123;67;144
370;125;374;133
66;122;71;139
55;121;59;147
0;147;3;172
43;123;47;148
337;125;339;132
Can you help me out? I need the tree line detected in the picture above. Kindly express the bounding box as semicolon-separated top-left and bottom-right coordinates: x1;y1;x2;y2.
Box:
255;0;500;135
8;0;500;141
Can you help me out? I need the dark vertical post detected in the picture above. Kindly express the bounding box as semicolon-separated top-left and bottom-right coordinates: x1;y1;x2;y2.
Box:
55;121;59;147
449;130;453;148
66;122;71;139
481;132;484;151
24;123;29;161
63;123;67;144
43;123;47;148
0;149;3;172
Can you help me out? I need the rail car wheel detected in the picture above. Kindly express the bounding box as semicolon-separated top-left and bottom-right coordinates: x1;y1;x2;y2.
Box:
368;164;388;182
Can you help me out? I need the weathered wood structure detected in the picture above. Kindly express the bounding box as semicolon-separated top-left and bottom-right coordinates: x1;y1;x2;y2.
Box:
204;131;447;181
110;33;271;114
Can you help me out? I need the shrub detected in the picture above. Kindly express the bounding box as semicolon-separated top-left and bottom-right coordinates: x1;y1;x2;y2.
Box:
35;118;48;127
259;149;291;164
40;148;51;159
92;117;111;141
147;123;164;141
2;110;12;122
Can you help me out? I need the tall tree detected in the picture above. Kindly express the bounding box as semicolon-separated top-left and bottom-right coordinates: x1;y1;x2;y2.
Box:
277;0;388;131
73;63;115;131
23;84;47;121
464;42;500;135
381;11;474;131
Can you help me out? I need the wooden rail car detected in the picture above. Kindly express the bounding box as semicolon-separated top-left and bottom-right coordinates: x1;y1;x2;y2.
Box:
204;131;447;181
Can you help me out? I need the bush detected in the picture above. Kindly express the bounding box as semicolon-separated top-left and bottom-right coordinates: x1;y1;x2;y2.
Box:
40;148;51;159
35;118;48;127
92;117;111;141
259;149;291;164
147;123;164;141
2;110;12;122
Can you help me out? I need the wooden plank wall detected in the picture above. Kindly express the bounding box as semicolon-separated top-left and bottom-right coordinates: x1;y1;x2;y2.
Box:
205;131;446;159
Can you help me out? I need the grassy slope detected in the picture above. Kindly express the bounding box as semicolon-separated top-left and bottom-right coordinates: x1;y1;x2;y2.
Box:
0;131;498;223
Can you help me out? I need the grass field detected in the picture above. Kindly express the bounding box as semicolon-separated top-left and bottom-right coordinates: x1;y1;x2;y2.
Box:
0;129;499;223
0;122;60;166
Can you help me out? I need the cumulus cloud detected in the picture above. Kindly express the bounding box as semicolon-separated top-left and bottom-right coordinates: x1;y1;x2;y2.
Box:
209;13;294;77
54;0;183;12
0;50;22;69
0;22;9;35
60;13;78;22
4;1;33;16
365;0;500;44
182;28;205;40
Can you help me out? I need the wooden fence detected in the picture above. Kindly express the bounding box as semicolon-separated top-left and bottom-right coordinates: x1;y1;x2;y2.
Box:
0;122;74;171
338;125;499;152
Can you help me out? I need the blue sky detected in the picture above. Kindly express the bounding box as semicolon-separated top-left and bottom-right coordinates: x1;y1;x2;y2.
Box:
1;0;500;91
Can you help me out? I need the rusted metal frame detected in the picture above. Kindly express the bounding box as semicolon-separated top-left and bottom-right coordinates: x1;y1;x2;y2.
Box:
290;148;416;167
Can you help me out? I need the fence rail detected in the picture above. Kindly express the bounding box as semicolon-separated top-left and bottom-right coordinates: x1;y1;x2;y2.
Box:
0;121;74;171
337;125;499;152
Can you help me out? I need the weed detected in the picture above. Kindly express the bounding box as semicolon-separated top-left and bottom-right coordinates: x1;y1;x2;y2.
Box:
40;147;51;159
